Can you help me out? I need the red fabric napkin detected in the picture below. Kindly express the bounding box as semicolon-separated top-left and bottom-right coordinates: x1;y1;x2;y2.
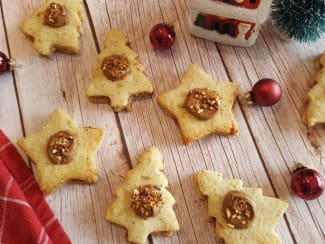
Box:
0;130;71;244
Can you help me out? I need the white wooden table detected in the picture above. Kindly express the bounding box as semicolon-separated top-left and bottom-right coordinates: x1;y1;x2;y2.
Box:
0;0;324;243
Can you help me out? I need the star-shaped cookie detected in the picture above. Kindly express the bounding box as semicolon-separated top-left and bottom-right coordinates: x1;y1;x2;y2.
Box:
86;28;153;111
195;170;288;243
157;64;239;144
17;108;104;195
21;0;84;56
106;147;179;244
303;51;325;126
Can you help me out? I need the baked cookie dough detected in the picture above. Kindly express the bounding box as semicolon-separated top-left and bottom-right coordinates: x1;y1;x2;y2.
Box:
21;0;84;56
303;51;325;126
17;108;104;195
86;28;153;111
106;147;179;244
157;64;239;144
195;170;288;243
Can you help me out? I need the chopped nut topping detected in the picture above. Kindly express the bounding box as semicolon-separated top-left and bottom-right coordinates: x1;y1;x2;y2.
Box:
183;88;221;120
47;131;77;164
44;2;70;28
226;208;231;218
130;184;163;219
222;191;256;229
226;223;235;229
101;55;130;81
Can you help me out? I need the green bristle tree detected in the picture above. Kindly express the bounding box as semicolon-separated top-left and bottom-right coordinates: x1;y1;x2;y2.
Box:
271;0;325;42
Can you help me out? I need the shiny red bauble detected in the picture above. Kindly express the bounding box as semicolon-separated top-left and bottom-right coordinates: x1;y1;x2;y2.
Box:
246;78;282;106
0;51;16;75
291;164;324;200
0;51;9;74
149;23;175;50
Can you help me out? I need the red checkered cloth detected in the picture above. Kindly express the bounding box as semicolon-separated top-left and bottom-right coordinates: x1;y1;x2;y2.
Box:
0;130;71;244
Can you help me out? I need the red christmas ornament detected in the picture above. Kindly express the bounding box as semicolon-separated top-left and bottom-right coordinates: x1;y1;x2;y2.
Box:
291;163;324;200
0;51;16;75
245;78;282;106
149;23;176;50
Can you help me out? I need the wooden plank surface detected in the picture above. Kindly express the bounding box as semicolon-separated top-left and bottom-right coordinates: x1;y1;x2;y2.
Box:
1;0;130;243
0;0;324;243
0;3;22;142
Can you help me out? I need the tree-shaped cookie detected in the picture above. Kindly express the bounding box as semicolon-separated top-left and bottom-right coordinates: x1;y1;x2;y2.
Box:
157;64;239;144
86;28;153;111
195;170;288;243
21;0;84;56
303;51;325;126
106;147;179;244
17;108;104;195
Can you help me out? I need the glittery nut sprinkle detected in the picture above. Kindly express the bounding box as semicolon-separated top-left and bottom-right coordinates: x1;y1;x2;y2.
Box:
222;191;256;229
47;130;77;164
184;88;221;120
101;54;130;81
44;2;70;28
130;184;163;219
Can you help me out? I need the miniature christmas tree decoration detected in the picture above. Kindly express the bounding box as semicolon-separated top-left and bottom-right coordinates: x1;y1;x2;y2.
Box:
271;0;325;42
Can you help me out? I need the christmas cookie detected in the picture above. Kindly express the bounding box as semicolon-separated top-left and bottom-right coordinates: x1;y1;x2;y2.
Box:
157;64;239;144
21;0;84;56
17;108;104;195
86;28;153;112
195;170;288;243
303;51;325;126
106;147;179;244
